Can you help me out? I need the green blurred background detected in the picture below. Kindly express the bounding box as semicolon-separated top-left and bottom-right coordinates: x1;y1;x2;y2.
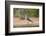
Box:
13;8;39;17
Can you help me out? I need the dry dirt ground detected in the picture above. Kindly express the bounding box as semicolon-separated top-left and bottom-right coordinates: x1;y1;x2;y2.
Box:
13;17;39;27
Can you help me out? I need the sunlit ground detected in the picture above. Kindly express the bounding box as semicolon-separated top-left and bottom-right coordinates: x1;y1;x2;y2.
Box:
13;17;39;28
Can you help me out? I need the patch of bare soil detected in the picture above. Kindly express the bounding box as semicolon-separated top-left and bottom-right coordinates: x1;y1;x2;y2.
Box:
13;17;39;27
